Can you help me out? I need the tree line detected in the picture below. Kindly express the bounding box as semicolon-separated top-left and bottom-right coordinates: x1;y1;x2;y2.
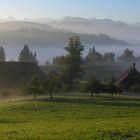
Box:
24;36;84;99
52;47;137;65
0;45;38;63
0;43;137;64
0;36;138;99
23;36;123;99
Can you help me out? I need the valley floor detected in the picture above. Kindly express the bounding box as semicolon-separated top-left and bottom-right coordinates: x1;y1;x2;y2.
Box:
0;95;140;140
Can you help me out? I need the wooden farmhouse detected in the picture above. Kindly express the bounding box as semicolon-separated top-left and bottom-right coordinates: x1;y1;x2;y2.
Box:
115;63;140;90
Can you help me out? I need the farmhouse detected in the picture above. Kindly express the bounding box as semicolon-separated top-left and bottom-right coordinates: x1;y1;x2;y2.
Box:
0;62;46;87
115;63;140;90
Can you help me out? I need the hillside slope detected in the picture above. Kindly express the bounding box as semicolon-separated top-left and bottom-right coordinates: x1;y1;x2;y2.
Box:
0;21;129;47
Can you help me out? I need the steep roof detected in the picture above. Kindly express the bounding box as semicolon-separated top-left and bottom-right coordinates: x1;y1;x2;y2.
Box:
0;62;46;87
116;63;140;89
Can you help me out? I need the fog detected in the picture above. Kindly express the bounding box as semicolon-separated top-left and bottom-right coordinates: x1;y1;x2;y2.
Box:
4;44;140;64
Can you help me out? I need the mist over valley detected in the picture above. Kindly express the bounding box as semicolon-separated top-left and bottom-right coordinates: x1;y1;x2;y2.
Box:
0;19;139;63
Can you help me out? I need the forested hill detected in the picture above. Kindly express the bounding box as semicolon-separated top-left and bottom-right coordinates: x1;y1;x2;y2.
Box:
0;21;129;47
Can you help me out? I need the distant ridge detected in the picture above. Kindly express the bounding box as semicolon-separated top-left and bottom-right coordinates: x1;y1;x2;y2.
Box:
40;17;140;44
0;21;130;47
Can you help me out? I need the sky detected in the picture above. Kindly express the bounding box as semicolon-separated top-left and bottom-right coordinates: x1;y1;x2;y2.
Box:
0;0;140;23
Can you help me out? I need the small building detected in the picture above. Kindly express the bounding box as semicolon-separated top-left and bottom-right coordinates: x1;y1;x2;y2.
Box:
115;63;140;90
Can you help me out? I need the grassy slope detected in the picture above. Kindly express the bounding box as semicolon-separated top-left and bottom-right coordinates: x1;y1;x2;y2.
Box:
0;95;139;140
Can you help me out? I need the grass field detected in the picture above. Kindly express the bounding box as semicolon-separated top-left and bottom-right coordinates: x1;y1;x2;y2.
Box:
0;95;140;140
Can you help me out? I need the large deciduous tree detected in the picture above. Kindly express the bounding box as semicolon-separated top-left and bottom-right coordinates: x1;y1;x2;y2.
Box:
86;77;103;97
24;76;43;99
43;75;62;100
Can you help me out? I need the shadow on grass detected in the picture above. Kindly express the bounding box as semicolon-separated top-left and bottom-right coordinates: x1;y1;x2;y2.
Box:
0;118;26;124
36;95;140;107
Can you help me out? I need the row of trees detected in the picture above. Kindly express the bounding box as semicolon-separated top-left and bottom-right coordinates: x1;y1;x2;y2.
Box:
85;47;115;62
84;47;140;63
24;75;62;99
86;76;121;97
24;36;85;99
0;45;38;63
0;44;137;64
52;47;137;65
0;36;139;99
24;74;122;99
85;47;136;63
24;36;123;99
25;73;140;99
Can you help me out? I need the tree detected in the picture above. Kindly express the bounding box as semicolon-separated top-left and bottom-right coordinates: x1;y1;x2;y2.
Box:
0;46;6;62
19;45;38;63
86;77;103;97
85;47;103;62
45;60;51;66
52;56;63;65
0;91;10;102
24;76;43;99
119;49;135;61
131;84;140;97
104;52;115;62
109;75;116;85
61;36;84;90
31;52;38;64
107;76;120;97
43;75;62;99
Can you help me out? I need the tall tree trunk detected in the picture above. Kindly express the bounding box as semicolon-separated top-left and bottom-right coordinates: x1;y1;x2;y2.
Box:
91;91;93;97
33;93;37;99
50;90;53;100
112;92;114;98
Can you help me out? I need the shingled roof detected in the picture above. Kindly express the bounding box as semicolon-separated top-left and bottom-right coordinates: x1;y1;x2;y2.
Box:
0;62;46;87
115;63;140;89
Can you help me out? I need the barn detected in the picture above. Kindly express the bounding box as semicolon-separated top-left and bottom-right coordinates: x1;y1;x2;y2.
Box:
115;63;140;90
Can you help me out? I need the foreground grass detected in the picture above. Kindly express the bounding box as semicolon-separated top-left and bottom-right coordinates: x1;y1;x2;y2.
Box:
0;95;139;140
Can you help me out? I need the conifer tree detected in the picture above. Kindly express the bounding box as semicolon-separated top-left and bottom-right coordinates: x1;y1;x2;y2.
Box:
19;45;38;63
0;46;6;62
61;36;84;90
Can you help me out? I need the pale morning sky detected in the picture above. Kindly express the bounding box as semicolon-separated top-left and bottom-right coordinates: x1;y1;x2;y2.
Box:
0;0;139;23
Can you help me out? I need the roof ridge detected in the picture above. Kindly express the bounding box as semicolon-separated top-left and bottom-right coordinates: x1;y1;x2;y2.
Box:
116;64;138;84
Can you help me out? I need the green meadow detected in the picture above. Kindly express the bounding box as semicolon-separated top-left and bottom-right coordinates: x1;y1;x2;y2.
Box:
0;95;140;140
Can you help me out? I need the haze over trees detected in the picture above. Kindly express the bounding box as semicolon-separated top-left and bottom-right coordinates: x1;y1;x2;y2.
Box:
0;36;139;97
85;47;135;63
85;47;103;62
104;52;115;62
118;48;135;61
